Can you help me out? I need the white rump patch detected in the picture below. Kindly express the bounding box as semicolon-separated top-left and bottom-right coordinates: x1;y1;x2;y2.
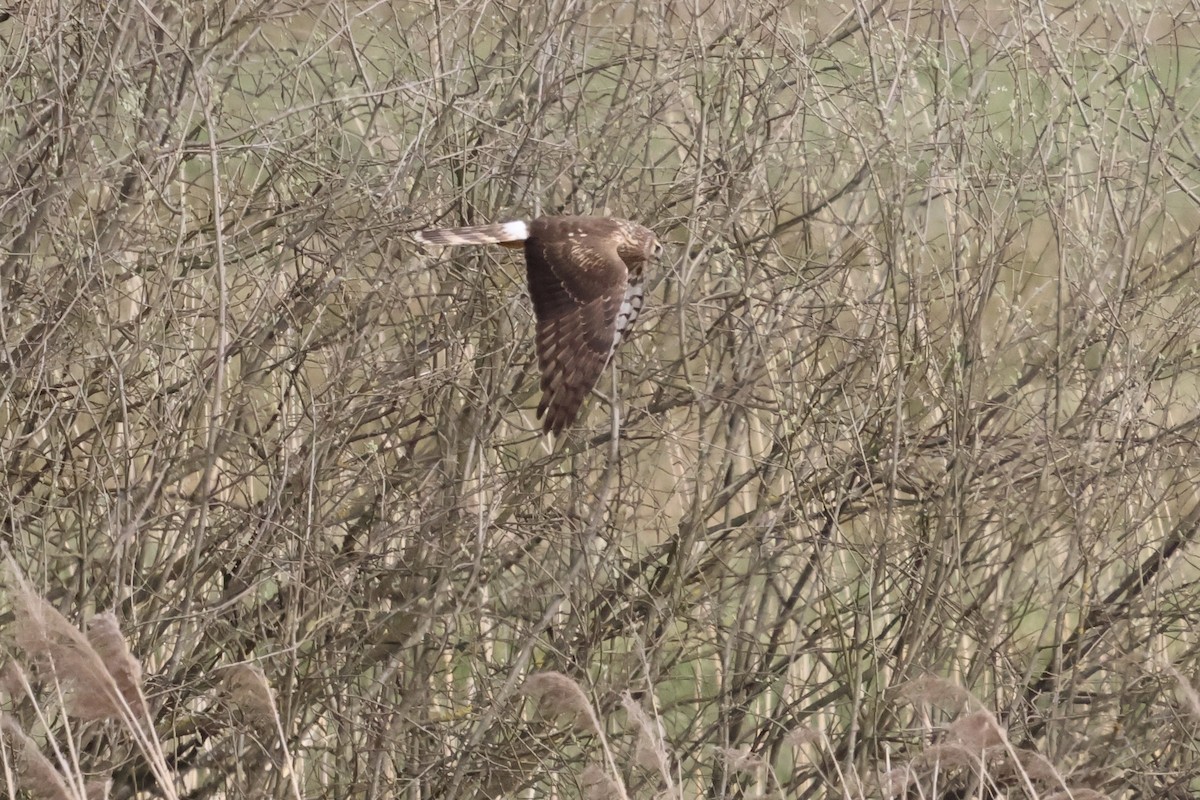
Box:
499;220;529;240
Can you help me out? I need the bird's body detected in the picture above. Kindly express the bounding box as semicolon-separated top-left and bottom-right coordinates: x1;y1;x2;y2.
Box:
415;215;662;434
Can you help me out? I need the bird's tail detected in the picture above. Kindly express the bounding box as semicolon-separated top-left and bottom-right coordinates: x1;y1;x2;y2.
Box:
414;220;529;248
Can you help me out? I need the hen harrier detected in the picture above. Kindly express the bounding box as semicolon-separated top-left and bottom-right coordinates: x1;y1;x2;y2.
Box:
415;215;662;434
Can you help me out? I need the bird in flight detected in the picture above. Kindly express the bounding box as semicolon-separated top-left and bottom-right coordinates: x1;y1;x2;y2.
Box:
415;215;662;434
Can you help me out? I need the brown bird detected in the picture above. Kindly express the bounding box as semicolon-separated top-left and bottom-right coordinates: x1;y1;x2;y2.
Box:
415;215;662;434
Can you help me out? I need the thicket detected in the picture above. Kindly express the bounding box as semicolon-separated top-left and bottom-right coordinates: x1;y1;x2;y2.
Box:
2;1;1200;798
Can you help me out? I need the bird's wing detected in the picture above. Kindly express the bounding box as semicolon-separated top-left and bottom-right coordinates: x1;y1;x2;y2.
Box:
523;235;629;434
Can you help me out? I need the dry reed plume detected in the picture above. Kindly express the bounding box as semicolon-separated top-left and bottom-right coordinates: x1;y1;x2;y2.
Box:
2;558;177;799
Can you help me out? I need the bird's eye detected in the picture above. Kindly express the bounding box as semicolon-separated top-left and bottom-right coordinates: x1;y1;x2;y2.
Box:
652;241;664;259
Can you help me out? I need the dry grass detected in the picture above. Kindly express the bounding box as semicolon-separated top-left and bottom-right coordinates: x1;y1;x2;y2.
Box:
2;0;1200;798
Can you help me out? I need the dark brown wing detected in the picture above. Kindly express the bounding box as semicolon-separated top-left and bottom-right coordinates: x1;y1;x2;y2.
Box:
524;227;628;434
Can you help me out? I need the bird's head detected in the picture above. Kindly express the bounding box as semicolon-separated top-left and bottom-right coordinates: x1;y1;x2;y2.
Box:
617;221;663;264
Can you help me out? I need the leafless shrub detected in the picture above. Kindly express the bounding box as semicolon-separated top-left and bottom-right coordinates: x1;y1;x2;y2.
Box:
2;0;1199;797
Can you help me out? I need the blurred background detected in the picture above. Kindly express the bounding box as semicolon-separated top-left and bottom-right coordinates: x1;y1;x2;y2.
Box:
2;1;1199;797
